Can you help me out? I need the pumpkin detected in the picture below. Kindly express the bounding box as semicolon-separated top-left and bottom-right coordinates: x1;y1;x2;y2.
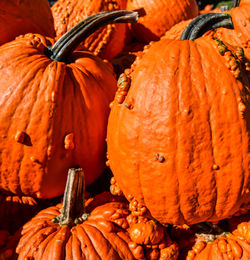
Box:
5;167;136;259
186;221;250;260
0;193;39;233
0;10;138;199
0;0;55;46
51;0;128;60
107;13;250;225
126;0;199;43
211;0;250;60
128;219;179;260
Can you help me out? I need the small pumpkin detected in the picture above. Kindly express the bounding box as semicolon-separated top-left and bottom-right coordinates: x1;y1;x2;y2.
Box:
52;0;128;60
107;13;250;225
186;221;250;260
0;11;137;199
6;167;135;259
126;0;199;43
0;0;55;45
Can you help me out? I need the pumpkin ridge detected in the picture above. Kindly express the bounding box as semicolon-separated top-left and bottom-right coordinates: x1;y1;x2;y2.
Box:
87;223;131;260
78;224;106;259
192;40;218;222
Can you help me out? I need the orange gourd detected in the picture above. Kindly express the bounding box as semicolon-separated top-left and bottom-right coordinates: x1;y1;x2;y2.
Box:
5;168;135;259
186;221;250;260
0;11;137;199
52;0;128;60
126;0;199;43
107;13;250;225
213;0;250;60
0;0;55;45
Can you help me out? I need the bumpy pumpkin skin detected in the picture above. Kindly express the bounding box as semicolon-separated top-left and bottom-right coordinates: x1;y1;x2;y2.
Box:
126;0;198;43
52;0;128;60
187;222;250;260
0;33;117;199
0;0;55;46
213;4;250;59
9;197;135;260
107;36;250;225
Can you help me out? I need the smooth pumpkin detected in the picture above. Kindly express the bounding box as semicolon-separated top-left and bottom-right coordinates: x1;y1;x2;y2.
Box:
52;0;128;60
0;0;55;46
126;0;199;43
5;168;135;259
107;13;250;225
0;11;138;199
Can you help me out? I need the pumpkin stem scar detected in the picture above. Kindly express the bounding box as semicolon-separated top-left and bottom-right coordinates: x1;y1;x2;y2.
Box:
46;10;138;63
53;167;88;226
180;13;234;41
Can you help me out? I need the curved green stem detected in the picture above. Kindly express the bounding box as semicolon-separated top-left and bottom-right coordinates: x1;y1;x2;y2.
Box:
180;13;233;41
53;167;88;226
47;10;138;62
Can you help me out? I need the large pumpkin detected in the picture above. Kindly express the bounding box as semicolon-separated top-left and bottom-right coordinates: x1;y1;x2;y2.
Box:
5;168;135;259
126;0;199;43
107;13;250;225
0;11;138;199
52;0;128;60
0;0;55;45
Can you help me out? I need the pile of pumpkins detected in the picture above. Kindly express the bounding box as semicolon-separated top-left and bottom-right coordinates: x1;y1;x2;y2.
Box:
0;0;249;259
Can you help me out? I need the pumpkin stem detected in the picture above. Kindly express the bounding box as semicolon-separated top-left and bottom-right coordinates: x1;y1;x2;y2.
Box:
233;0;241;7
196;222;225;235
53;167;88;226
180;13;233;41
47;10;138;62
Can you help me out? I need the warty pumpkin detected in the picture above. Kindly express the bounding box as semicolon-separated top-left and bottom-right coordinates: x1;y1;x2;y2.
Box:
107;13;250;225
5;168;135;260
52;0;128;60
0;10;138;199
212;0;250;60
0;0;55;46
126;0;199;43
186;221;250;260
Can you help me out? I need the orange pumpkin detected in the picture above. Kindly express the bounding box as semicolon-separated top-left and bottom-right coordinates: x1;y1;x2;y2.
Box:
107;13;250;225
0;0;55;45
4;168;135;259
0;11;138;199
186;221;250;260
126;0;199;43
52;0;128;60
213;1;250;60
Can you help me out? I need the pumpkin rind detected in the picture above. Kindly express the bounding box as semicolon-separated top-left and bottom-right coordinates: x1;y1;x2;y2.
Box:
126;0;199;42
107;31;250;224
0;0;55;45
0;11;138;199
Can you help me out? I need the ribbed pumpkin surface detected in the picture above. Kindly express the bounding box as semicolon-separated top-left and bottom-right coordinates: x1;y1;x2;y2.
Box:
0;34;117;198
0;0;55;45
107;37;250;225
52;0;128;60
12;201;134;260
